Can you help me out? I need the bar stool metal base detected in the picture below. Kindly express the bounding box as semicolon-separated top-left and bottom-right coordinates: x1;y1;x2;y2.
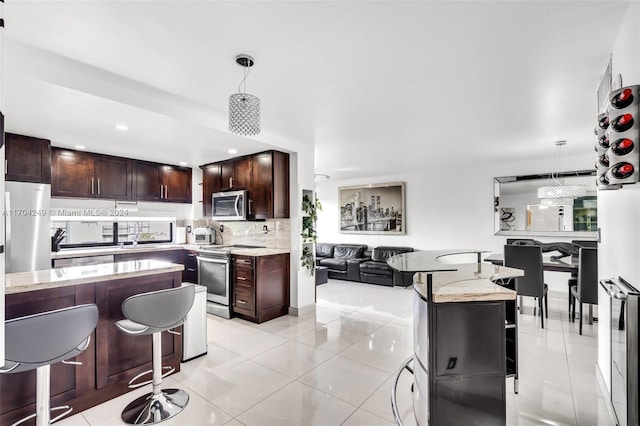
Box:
121;388;189;425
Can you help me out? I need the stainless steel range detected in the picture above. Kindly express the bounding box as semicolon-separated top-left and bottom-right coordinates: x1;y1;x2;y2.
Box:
197;244;265;319
197;246;232;319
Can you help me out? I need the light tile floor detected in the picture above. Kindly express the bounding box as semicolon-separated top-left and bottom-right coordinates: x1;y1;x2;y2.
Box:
58;280;614;426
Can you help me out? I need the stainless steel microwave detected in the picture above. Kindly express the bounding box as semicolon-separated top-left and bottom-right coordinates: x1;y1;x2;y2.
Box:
212;190;247;221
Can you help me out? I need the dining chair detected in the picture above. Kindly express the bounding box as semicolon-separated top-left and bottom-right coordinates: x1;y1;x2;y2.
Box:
570;247;598;335
504;244;549;328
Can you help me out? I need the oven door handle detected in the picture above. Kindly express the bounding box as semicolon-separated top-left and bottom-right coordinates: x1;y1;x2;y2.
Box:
196;256;229;265
601;280;627;300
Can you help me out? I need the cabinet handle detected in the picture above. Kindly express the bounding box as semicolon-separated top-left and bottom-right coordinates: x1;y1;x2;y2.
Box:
230;177;233;188
237;277;247;281
248;199;252;216
237;300;247;305
91;178;95;194
160;185;163;199
97;178;101;195
187;268;196;272
187;253;197;257
4;159;7;175
164;185;168;199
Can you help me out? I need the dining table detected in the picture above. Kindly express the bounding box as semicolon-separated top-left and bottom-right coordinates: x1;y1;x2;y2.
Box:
484;252;578;274
484;252;594;322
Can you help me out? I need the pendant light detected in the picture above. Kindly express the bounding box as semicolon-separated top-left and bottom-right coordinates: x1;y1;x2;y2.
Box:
537;140;587;203
229;54;260;136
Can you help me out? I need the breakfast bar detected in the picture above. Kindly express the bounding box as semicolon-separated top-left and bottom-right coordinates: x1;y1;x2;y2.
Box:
1;260;184;425
388;250;523;426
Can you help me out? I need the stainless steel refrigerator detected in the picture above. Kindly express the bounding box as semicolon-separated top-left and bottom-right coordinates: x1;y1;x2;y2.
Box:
5;181;51;273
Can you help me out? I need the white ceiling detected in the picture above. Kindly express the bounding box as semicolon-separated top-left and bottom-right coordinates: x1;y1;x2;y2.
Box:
3;1;628;180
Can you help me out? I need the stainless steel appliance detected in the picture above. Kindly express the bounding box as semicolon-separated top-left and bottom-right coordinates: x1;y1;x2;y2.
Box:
182;283;208;361
193;227;214;245
5;181;51;273
53;255;115;268
601;277;639;426
212;190;247;221
197;246;231;318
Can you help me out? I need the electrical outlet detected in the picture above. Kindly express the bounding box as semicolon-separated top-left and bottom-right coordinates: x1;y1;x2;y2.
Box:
186;225;192;233
219;225;224;233
263;225;268;232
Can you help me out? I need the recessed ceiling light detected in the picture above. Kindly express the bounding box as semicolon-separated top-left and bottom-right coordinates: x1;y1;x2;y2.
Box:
228;149;238;154
115;124;129;131
179;161;188;166
75;145;86;150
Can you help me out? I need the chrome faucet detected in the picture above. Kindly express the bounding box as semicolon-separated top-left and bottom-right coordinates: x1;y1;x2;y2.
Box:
131;222;141;247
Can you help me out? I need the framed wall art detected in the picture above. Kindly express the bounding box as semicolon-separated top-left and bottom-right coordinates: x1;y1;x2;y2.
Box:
338;182;405;235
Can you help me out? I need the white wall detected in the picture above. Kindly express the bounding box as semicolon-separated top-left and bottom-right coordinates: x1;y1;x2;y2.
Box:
598;0;640;396
316;152;595;295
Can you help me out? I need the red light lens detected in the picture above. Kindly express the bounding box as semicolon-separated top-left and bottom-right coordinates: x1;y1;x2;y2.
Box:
620;114;634;125
621;88;633;100
620;139;634;149
621;164;634;174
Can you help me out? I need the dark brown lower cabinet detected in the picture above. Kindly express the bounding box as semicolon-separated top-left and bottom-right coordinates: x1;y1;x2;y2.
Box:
232;253;290;323
183;250;199;283
114;249;183;264
0;271;182;425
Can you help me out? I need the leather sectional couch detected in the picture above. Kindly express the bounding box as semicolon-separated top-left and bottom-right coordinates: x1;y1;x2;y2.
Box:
316;243;414;287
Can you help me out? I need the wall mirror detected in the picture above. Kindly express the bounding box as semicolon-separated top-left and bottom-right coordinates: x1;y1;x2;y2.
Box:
494;170;598;236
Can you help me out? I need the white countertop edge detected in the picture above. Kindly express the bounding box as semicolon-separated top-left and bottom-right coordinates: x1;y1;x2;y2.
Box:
6;260;184;294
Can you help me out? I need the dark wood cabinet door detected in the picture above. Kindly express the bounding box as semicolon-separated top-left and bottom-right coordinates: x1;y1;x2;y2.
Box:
202;164;221;217
51;148;95;198
134;161;163;201
250;152;273;219
220;160;233;190
5;133;51;183
272;151;290;218
94;155;133;200
233;156;251;189
163;166;191;203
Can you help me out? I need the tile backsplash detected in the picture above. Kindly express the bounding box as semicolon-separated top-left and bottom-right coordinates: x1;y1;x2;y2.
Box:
186;218;291;249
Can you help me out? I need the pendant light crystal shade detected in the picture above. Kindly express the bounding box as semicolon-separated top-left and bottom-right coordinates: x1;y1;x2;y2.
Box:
537;185;587;199
229;93;260;136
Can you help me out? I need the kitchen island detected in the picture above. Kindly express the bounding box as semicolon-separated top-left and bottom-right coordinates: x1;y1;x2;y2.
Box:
388;250;523;426
1;260;184;425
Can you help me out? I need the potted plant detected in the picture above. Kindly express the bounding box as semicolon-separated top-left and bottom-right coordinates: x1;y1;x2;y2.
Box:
301;194;322;275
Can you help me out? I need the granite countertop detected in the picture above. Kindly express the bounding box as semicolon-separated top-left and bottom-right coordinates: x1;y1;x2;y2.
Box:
51;244;190;259
6;260;184;294
51;244;290;259
388;250;522;303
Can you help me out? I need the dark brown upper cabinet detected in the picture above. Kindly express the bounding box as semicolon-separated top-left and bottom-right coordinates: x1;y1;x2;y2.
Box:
201;163;221;217
201;150;289;219
5;133;52;184
135;161;192;203
52;148;133;200
220;156;251;191
51;148;96;198
249;151;289;219
94;155;133;200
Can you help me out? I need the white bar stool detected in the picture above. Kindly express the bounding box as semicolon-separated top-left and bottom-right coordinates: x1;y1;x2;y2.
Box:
0;304;99;426
116;285;195;425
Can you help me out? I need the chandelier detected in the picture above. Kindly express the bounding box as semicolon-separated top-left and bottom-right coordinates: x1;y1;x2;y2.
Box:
537;185;587;199
537;140;587;202
229;54;260;136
